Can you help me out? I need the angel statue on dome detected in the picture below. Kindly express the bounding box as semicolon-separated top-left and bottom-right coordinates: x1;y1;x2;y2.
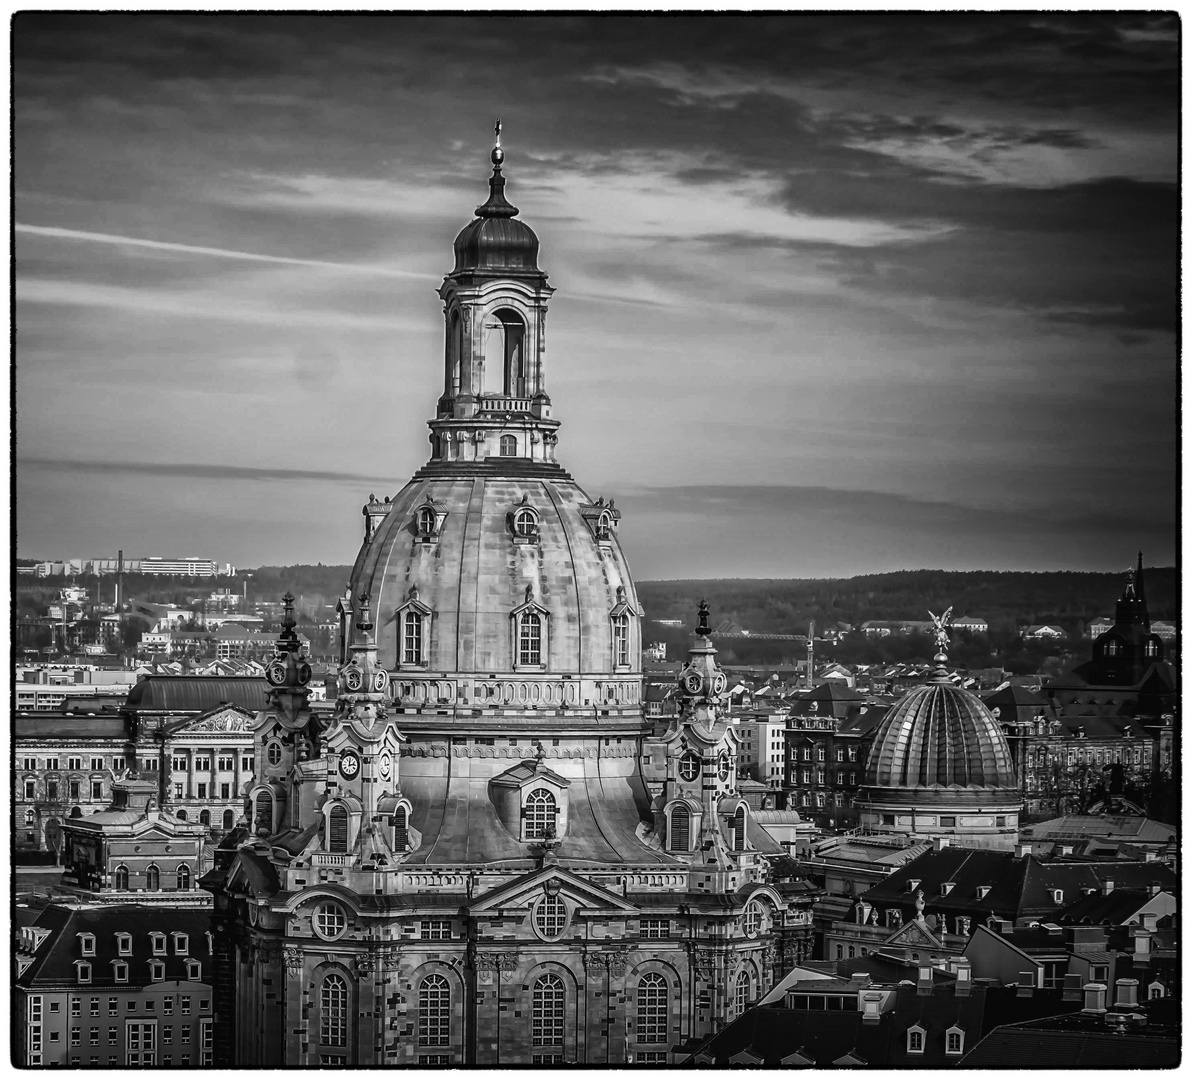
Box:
927;606;953;652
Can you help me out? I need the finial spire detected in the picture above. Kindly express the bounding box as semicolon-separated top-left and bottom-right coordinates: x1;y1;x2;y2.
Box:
492;118;504;167
696;599;711;638
928;606;953;672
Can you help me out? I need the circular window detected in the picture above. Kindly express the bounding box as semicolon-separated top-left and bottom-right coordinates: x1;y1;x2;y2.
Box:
712;672;728;695
683;672;702;695
678;752;701;783
266;743;282;767
344;668;364;692
313;903;346;941
717;752;731;782
534;894;568;940
743;901;763;938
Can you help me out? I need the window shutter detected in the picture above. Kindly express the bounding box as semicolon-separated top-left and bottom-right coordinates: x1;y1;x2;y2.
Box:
328;806;349;852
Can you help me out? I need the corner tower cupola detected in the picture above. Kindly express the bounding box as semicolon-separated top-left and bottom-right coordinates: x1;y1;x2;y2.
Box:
429;120;561;474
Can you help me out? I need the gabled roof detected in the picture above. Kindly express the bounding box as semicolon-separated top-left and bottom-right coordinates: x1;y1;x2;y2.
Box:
1057;888;1164;925
468;864;637;914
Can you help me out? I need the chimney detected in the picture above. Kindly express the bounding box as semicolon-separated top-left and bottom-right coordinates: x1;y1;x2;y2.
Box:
1082;982;1108;1014
1014;843;1032;858
933;836;950;851
1114;979;1139;1008
1147;880;1161;896
860;991;883;1024
1016;971;1035;997
1103;878;1114;894
954;960;972;997
1062;973;1084;1001
1141;911;1158;932
1144;851;1157;862
917;964;934;995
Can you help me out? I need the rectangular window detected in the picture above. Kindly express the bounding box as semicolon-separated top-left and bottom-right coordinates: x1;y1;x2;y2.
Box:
163;1026;173;1045
241;756;253;773
71;998;81;1017
181;1027;191;1044
163;997;173;1015
940;816;956;827
640;919;671;939
47;780;59;801
419;920;452;940
181;997;191;1014
127;1021;157;1066
197;782;208;799
91;780;104;800
946;1031;963;1054
174;934;189;955
71;1029;81;1047
194;757;210;771
116;934;132;956
24;778;36;799
519;615;542;666
46;757;59;770
403;612;423;665
23;757;37;771
69;780;81;800
68;756;83;770
172;757;187;772
89;1029;99;1046
90;998;99;1017
217;757;234;772
220;783;231;799
109;998;118;1015
174;783;184;799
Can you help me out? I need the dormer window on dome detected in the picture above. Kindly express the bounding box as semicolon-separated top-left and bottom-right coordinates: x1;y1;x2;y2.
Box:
509;499;540;542
395;585;433;669
415;500;447;542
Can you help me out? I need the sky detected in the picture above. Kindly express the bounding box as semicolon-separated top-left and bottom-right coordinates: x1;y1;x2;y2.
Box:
13;13;1180;579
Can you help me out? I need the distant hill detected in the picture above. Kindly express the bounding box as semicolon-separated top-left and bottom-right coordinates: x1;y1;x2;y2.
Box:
635;568;1177;640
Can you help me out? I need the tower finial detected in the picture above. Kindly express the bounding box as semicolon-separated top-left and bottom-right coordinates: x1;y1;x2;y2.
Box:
491;118;504;167
928;606;953;671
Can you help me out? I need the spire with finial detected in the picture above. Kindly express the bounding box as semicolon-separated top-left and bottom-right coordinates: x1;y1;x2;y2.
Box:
696;599;711;638
927;607;953;677
476;118;519;218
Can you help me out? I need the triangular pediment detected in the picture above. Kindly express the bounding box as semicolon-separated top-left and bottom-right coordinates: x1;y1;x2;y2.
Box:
884;917;943;948
168;704;256;734
469;865;638;914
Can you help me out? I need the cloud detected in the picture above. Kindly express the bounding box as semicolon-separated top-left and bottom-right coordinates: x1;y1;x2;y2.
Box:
21;456;395;487
15;223;429;279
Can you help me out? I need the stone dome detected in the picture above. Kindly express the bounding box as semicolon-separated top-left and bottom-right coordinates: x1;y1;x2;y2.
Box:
349;472;639;680
862;674;1018;806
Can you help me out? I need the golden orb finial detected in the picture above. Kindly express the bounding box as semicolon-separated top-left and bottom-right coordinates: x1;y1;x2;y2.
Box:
491;118;504;167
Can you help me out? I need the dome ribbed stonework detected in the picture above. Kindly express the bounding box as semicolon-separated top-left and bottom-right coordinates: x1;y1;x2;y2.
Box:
862;677;1018;803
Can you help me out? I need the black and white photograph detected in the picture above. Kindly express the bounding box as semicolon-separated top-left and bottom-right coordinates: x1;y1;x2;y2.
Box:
12;11;1179;1068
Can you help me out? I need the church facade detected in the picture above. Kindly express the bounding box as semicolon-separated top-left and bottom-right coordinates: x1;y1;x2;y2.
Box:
202;130;815;1066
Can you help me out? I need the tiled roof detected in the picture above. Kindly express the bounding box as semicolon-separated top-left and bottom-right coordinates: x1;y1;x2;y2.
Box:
1021;815;1176;844
1056;888;1161;925
16;713;128;739
18;904;212;988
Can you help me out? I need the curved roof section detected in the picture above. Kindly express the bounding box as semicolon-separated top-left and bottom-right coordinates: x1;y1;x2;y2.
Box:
350;474;640;677
863;676;1018;795
451;166;543;277
124;676;268;713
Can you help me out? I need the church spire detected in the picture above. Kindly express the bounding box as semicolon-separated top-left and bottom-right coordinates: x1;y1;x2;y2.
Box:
475;118;519;219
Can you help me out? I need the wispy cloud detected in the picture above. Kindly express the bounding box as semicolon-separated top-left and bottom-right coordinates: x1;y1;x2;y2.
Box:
16;223;431;279
21;456;395;487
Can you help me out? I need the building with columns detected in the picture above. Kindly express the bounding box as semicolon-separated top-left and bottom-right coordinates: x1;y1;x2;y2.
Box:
202;132;818;1067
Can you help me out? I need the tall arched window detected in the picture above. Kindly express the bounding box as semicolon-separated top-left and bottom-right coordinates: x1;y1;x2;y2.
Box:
669;805;691;852
199;809;211;827
524;789;557;840
114;865;129;890
532;973;565;1050
176;810;188;822
636;972;669;1042
176;865;191;891
223;809;235;831
393;806;409;851
513;508;538;538
320;973;349;1047
500;434;517;457
254;792;272;833
734;969;752;1017
328;805;349;852
145;864;160;891
404;611;423;665
734;806;747;852
418;974;451;1047
519;612;542;665
450;310;462;396
612;614;629;667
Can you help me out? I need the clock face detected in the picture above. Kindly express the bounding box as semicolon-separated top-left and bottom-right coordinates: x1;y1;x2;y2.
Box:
717;752;731;782
339;751;361;781
344;668;363;692
379;753;392;780
683;673;702;695
678;752;701;782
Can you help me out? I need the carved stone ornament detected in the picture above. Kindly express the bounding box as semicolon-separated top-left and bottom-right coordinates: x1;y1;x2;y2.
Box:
283;947;304;978
694;948;718;976
355;952;375;978
476;952;520;973
605;950;630;976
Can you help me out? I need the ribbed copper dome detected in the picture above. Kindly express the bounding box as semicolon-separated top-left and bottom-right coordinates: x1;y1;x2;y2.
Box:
451;166;542;276
863;676;1018;795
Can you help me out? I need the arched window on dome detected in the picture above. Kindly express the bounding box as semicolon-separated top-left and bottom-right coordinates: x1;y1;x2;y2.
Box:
404;611;423;666
668;805;691;852
524;788;557;841
612;614;630;668
513;507;538;538
254;792;273;834
483;309;526;397
418;507;437;537
500;434;517;457
449;309;462;398
519;612;542;666
595;511;612;541
327;805;349;853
